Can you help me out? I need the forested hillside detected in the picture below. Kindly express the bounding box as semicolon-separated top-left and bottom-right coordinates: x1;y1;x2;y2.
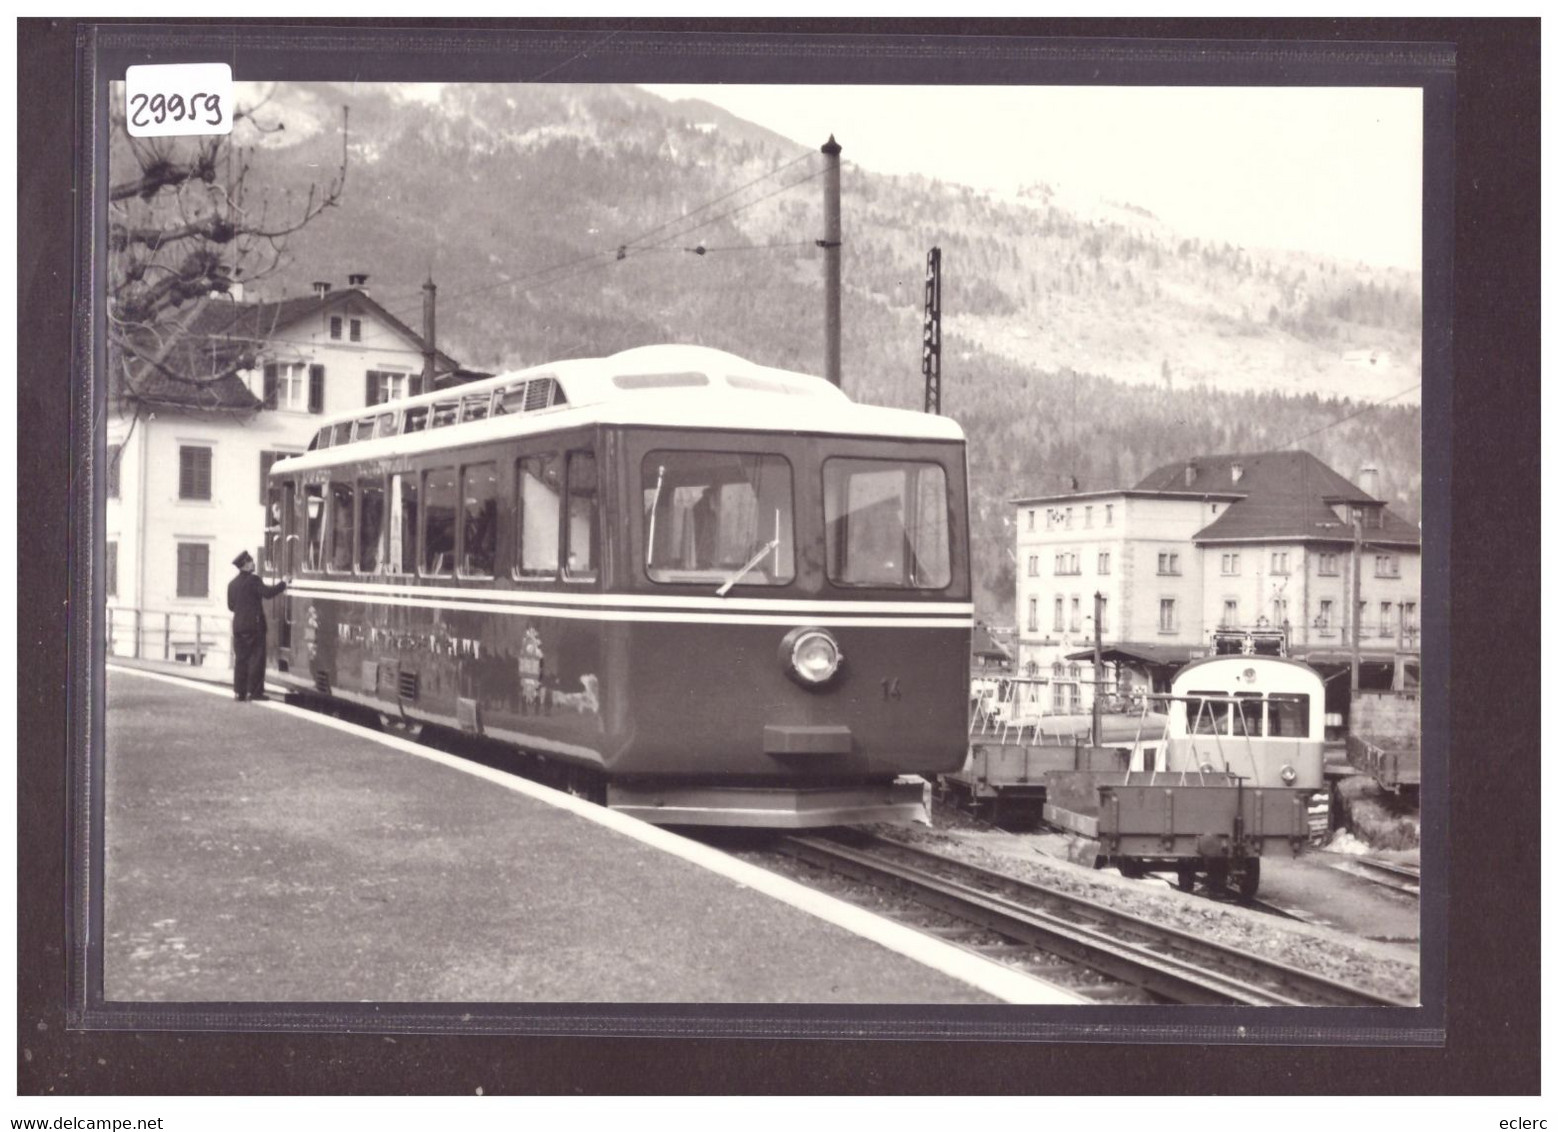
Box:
237;82;1423;619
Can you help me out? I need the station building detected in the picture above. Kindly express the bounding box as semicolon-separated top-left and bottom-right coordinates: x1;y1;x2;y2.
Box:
1010;450;1422;719
105;276;480;667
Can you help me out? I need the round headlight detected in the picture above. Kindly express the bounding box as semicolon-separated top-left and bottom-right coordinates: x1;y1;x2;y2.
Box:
781;627;843;687
1280;764;1298;785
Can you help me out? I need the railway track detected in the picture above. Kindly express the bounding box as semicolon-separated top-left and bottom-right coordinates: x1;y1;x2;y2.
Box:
1338;856;1421;898
774;831;1411;1007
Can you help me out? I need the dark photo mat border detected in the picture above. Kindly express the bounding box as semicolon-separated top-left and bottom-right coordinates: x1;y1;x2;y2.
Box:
18;17;1538;1094
72;25;1452;1046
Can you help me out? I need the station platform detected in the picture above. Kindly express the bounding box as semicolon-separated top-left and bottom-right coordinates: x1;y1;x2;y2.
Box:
104;663;1076;1006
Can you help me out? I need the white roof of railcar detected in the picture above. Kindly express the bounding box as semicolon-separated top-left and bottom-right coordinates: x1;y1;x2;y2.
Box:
276;344;964;473
1170;654;1324;693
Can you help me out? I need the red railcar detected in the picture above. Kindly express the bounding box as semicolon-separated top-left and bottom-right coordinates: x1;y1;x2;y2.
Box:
266;345;972;826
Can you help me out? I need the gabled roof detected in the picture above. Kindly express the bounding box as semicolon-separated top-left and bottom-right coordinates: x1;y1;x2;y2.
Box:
1134;450;1420;548
112;286;461;412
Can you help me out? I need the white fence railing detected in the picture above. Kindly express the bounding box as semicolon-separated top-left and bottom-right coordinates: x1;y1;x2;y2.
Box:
106;606;234;668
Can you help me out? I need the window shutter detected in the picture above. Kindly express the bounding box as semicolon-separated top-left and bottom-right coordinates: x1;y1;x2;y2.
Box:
176;543;209;598
263;363;278;409
106;444;121;498
308;365;325;414
409;374;423;398
179;446;212;500
365;372;380;407
106;542;118;598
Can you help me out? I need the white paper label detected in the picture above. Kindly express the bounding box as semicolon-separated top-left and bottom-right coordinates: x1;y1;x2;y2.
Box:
124;64;233;138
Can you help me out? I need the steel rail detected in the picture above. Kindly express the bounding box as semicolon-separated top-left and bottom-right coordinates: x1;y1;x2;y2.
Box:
1342;856;1421;897
794;833;1410;1008
780;836;1317;1006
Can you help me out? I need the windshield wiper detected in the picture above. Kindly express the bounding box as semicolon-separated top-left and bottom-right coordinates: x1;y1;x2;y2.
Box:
644;464;665;572
716;508;781;597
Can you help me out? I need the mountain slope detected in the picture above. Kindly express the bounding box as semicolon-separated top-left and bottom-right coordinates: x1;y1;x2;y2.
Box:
230;81;1423;618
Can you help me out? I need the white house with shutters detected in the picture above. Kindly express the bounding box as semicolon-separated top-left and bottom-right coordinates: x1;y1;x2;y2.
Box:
105;276;478;666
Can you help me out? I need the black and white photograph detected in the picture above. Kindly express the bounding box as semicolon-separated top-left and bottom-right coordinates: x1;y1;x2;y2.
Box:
33;20;1556;1105
96;65;1433;1018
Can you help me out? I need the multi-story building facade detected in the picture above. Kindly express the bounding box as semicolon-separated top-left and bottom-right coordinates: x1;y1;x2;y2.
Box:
1011;450;1421;718
106;276;477;666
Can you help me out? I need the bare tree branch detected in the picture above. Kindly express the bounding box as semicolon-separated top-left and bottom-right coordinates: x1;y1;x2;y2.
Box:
109;99;350;394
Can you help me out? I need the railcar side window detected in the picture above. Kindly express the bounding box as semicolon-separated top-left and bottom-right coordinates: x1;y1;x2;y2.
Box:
358;476;385;573
515;454;560;579
496;384;527;415
332;422;353;447
328;481;355;573
460;463;498;578
565;451;598;581
376;412;398;437
460;393;492;423
385;473;418;575
422;467;456;576
303;483;326;571
642;451;795;586
1267;694;1310;738
403;406;429;434
823;458;950;588
431;401;459;429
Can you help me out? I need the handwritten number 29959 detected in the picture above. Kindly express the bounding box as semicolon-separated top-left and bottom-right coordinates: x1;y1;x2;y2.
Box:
129;92;224;128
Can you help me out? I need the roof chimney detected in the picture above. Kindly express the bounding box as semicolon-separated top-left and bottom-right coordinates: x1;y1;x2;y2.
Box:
348;273;369;294
312;281;331;298
1184;459;1199;488
422;277;437;390
1358;464;1380;499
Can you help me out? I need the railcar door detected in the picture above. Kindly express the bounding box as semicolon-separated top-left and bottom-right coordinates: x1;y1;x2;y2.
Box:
276;479;296;650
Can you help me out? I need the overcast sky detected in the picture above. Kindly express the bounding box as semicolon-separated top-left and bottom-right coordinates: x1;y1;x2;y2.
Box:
640;84;1423;271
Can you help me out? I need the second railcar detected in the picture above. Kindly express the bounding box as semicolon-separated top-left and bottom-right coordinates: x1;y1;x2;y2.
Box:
265;345;973;827
1043;654;1326;896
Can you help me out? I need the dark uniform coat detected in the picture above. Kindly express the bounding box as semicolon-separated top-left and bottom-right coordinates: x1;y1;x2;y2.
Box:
228;570;287;699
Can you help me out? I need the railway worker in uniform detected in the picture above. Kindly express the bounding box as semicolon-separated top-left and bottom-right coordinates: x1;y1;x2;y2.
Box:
227;550;289;702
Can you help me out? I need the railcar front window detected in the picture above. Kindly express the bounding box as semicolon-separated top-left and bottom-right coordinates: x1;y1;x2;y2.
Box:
1187;693;1230;736
423;467;456;576
824;458;950;588
359;476;385;573
1267;694;1310;738
1234;692;1265;737
386;473;418;575
642;451;795;586
461;463;498;577
328;481;355;573
516;454;560;579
